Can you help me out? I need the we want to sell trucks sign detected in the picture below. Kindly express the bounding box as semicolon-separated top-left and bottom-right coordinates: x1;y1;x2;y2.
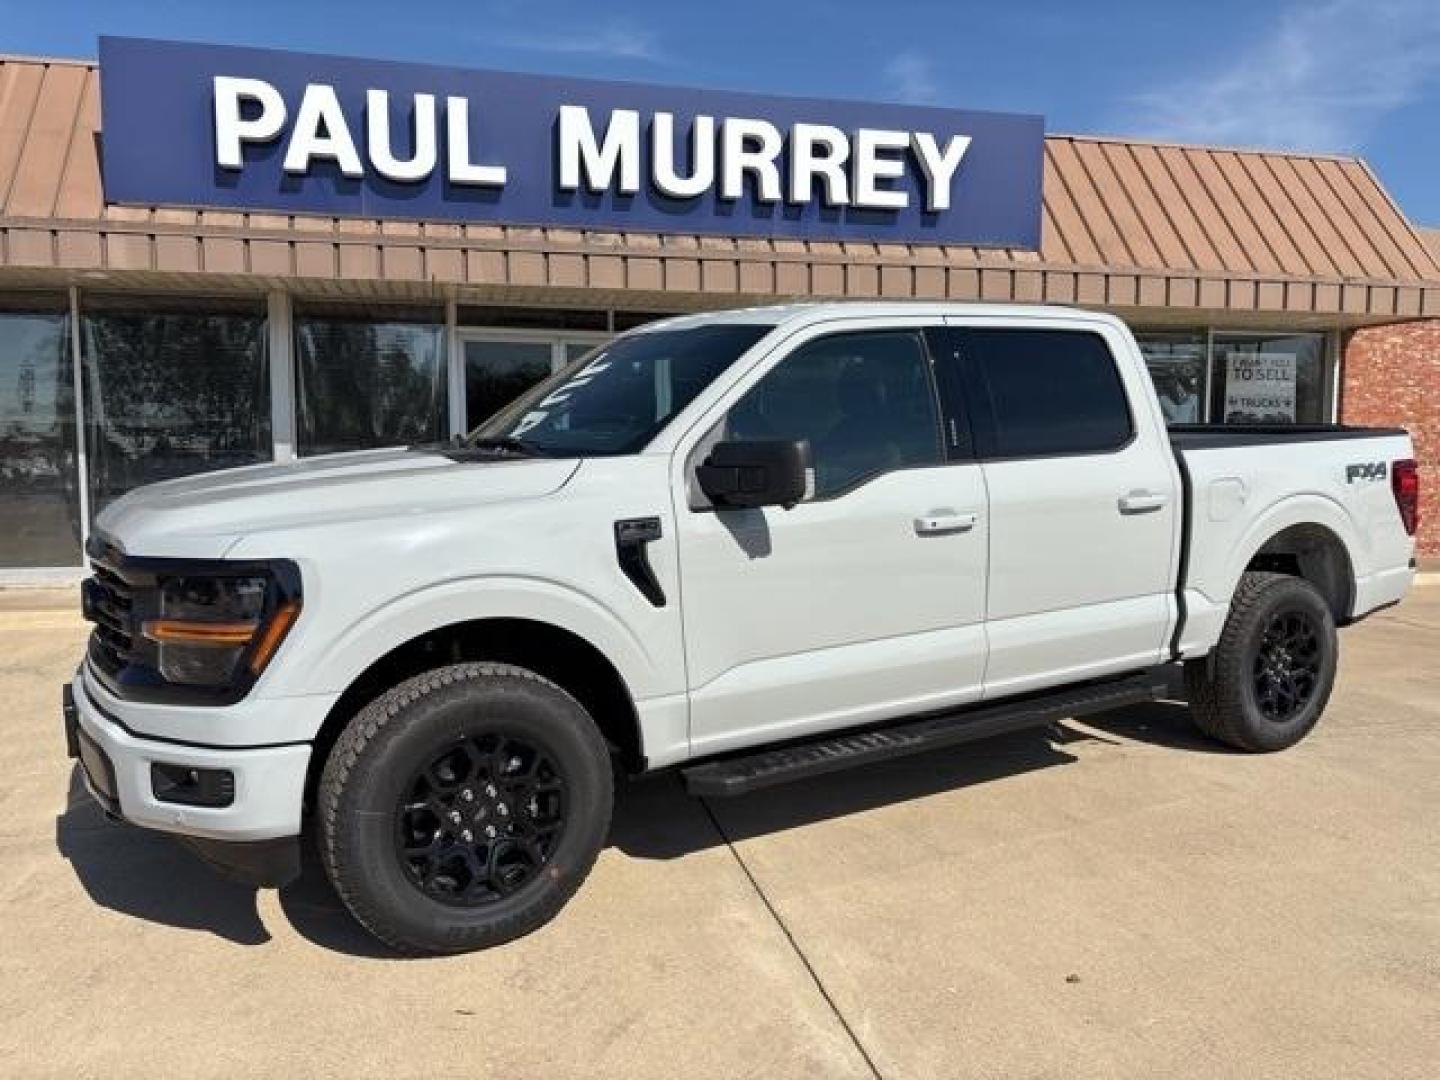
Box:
1224;351;1297;423
96;37;1044;247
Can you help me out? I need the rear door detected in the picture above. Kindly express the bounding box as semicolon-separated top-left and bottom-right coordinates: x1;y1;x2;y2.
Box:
935;319;1179;698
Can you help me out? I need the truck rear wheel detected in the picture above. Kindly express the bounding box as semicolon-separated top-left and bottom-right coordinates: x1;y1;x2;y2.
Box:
1183;571;1338;752
318;662;613;955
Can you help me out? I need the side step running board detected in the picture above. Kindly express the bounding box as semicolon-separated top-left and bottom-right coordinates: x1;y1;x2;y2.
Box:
681;670;1171;798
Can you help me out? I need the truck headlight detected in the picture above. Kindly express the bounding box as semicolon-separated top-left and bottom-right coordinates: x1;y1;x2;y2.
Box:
141;573;301;687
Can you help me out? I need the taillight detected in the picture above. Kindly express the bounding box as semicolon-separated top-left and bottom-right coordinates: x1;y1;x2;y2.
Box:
1392;458;1420;536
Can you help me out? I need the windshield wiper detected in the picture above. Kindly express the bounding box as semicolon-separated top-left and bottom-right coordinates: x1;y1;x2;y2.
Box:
460;436;549;458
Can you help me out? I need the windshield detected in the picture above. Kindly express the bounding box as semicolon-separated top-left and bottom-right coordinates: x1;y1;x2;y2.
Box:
467;323;772;456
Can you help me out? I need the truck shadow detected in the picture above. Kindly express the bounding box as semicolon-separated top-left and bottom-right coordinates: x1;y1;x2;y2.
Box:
55;700;1217;958
609;722;1097;860
55;768;273;947
1081;698;1239;754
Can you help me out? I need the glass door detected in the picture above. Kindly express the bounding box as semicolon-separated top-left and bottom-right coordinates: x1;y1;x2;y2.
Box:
458;330;609;431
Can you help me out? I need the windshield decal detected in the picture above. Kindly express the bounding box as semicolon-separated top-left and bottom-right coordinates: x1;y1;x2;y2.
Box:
512;355;612;437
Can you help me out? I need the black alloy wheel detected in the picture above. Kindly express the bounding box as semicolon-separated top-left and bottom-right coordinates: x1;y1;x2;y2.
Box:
319;662;613;955
397;733;566;905
1184;571;1338;753
1251;609;1324;723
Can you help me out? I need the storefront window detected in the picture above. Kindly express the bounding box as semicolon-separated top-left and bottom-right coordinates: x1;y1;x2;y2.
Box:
462;339;554;431
0;296;82;566
1135;331;1206;424
295;306;446;455
81;296;270;515
1211;333;1328;424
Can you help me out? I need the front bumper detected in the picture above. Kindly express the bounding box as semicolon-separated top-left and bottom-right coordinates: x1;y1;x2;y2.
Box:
64;670;311;848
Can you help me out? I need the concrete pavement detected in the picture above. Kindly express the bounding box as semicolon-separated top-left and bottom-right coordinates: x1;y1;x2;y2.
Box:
1;581;1437;1078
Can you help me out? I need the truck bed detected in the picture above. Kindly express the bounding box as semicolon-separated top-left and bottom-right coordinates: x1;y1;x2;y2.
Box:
1167;423;1415;659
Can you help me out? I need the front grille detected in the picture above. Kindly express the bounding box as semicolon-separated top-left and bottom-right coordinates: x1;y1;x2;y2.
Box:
85;558;138;678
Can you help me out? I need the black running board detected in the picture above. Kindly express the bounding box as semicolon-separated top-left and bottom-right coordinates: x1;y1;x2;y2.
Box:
681;670;1170;797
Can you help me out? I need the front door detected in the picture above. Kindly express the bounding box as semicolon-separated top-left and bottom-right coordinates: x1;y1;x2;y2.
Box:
673;322;990;758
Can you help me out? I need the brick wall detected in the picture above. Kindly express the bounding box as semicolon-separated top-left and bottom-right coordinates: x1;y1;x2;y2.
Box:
1342;322;1440;558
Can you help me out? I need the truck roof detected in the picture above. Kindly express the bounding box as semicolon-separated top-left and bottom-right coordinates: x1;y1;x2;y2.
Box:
634;301;1119;334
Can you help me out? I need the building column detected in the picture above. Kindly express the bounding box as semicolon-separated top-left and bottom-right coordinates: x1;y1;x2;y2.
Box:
268;290;297;462
68;285;92;551
446;298;463;439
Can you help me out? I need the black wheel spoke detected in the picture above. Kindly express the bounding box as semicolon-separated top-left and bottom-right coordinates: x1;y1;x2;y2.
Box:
1252;606;1324;724
395;730;567;907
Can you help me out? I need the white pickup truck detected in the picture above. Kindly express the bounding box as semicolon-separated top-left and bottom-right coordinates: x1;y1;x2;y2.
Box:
64;302;1419;954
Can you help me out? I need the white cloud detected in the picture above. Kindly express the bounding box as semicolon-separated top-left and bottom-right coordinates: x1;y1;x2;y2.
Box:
494;23;660;62
1125;0;1440;151
885;51;939;105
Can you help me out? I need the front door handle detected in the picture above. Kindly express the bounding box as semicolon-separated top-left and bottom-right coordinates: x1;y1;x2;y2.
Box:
1118;490;1168;514
914;510;978;536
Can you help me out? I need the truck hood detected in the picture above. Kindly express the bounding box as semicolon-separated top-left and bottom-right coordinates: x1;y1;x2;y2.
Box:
93;447;581;559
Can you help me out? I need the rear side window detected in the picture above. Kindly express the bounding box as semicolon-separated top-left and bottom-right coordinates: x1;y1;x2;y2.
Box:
961;329;1133;458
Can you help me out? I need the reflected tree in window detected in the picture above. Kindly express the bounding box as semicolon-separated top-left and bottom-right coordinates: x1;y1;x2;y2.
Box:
82;304;270;512
295;317;445;455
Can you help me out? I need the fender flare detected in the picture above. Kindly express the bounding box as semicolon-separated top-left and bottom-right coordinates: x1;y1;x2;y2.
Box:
298;575;661;702
1216;493;1363;616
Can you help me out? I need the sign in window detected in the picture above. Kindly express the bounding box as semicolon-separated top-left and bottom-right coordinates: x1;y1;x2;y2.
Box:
1222;350;1297;423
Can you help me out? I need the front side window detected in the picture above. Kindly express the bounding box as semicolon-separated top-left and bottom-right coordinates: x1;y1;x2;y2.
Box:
472;323;770;456
962;329;1132;458
81;297;270;513
719;330;943;499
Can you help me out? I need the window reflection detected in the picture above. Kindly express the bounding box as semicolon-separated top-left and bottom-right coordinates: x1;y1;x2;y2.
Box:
725;331;943;497
295;308;446;455
1136;332;1205;424
0;297;81;566
81;298;270;513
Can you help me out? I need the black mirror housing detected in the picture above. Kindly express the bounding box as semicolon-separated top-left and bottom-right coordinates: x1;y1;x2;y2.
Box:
696;439;811;509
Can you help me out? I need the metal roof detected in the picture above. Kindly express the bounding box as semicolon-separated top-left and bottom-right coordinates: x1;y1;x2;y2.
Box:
1;55;1438;322
641;301;1123;331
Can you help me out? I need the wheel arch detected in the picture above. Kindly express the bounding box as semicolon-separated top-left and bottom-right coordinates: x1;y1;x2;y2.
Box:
305;615;646;808
1239;519;1356;623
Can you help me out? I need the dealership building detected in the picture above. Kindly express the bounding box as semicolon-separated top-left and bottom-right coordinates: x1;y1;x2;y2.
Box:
1;38;1437;581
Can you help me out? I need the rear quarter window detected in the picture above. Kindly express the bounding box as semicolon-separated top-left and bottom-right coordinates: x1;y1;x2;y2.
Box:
963;329;1133;458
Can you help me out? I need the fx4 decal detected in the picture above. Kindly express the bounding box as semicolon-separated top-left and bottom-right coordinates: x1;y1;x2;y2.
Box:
1345;462;1387;483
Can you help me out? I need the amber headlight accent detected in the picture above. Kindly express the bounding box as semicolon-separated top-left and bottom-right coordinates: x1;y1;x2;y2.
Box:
140;573;300;687
247;599;301;675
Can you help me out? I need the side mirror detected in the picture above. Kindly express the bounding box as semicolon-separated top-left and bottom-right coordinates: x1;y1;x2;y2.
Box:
696;439;811;510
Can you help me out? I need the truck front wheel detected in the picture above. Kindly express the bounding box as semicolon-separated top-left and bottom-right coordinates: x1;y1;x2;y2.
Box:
318;662;613;955
1184;571;1338;752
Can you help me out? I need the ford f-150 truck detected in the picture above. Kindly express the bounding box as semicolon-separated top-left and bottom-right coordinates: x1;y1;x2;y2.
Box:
63;303;1420;954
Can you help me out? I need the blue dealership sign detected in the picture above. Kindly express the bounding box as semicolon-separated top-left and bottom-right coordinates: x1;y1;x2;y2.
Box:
98;37;1043;248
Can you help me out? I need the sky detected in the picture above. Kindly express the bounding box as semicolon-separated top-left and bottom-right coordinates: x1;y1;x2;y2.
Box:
5;0;1440;223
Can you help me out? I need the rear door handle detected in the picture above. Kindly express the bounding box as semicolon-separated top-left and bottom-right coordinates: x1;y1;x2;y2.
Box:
914;511;978;536
1118;490;1168;514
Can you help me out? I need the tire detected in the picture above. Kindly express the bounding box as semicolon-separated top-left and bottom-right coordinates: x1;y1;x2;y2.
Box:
318;662;613;955
1183;571;1338;752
